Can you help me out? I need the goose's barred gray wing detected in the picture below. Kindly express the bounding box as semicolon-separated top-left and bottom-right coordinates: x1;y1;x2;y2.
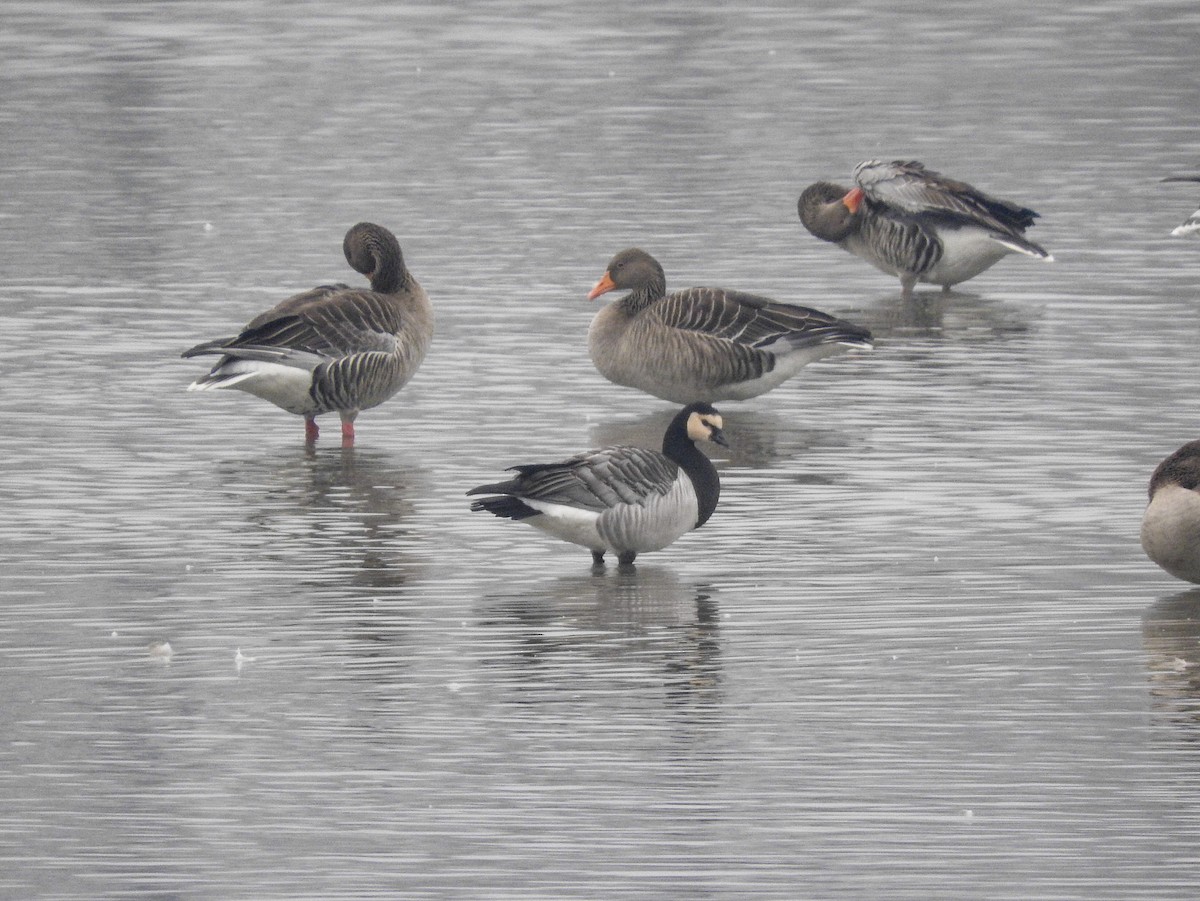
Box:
244;283;349;329
653;288;872;351
854;159;1039;235
469;446;681;513
184;290;406;360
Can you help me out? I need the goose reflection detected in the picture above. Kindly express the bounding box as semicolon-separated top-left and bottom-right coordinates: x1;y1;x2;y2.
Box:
588;406;861;470
478;566;723;706
212;446;425;593
1143;588;1200;732
852;288;1035;343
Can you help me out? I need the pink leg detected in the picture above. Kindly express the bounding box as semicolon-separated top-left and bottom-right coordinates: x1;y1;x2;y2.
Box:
304;417;319;444
340;416;356;448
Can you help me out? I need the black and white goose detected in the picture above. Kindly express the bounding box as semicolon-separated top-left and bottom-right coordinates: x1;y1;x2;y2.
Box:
1142;440;1200;584
1162;175;1200;237
586;248;872;404
468;403;727;567
799;159;1052;299
183;222;433;447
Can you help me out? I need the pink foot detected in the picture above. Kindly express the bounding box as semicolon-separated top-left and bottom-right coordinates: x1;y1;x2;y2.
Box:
304;418;319;444
340;420;355;448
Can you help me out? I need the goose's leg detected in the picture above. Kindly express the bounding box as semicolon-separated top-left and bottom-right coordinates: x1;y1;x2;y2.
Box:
900;274;917;301
304;416;319;444
340;411;357;448
617;550;637;567
591;550;606;566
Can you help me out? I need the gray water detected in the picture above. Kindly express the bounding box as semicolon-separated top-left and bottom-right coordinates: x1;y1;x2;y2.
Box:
3;1;1200;898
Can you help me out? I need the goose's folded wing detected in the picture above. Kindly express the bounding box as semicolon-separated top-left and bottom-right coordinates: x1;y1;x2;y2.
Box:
854;159;1038;234
188;290;404;359
654;288;871;351
475;446;680;511
244;283;350;329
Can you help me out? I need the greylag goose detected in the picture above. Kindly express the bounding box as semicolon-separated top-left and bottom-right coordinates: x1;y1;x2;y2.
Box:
586;248;872;404
183;222;433;447
468;403;727;567
1142;440;1200;583
799;159;1052;299
1162;175;1200;237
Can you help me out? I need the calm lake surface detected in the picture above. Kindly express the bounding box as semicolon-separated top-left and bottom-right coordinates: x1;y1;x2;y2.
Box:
3;2;1200;898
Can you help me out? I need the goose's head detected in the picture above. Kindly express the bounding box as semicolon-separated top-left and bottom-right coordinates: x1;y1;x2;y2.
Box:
683;402;728;448
587;248;667;301
798;182;864;242
343;222;404;292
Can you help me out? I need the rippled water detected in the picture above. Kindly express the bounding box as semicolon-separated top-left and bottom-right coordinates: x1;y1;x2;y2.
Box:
3;2;1200;898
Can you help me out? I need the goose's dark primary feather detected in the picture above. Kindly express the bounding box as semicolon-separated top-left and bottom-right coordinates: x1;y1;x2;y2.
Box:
472;446;681;513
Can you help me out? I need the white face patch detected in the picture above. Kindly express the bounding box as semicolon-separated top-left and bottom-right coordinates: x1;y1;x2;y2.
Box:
687;413;723;442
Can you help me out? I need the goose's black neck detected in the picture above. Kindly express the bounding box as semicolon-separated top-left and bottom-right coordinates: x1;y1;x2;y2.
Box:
663;412;720;528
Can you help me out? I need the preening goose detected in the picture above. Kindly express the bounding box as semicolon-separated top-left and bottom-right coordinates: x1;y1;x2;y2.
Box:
1162;175;1200;237
1142;440;1200;583
183;222;433;447
586;248;872;404
799;159;1052;299
468;403;727;567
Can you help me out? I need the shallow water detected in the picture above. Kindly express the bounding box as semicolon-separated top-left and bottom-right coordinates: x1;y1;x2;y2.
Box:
3;1;1200;898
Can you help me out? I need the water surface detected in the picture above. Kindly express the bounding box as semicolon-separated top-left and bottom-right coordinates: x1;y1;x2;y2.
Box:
3;2;1200;898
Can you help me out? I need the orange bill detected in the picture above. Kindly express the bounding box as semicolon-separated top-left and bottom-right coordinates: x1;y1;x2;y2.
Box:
587;271;616;300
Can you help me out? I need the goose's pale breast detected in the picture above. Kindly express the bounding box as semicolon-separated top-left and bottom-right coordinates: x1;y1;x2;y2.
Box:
1142;483;1200;583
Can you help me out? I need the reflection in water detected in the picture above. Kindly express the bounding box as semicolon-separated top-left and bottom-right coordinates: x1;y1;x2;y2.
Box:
211;446;425;593
1143;589;1200;733
589;406;865;471
478;566;723;708
6;1;1200;896
855;288;1036;342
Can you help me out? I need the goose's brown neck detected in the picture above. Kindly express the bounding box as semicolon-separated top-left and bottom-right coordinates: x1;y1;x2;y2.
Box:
344;223;409;294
